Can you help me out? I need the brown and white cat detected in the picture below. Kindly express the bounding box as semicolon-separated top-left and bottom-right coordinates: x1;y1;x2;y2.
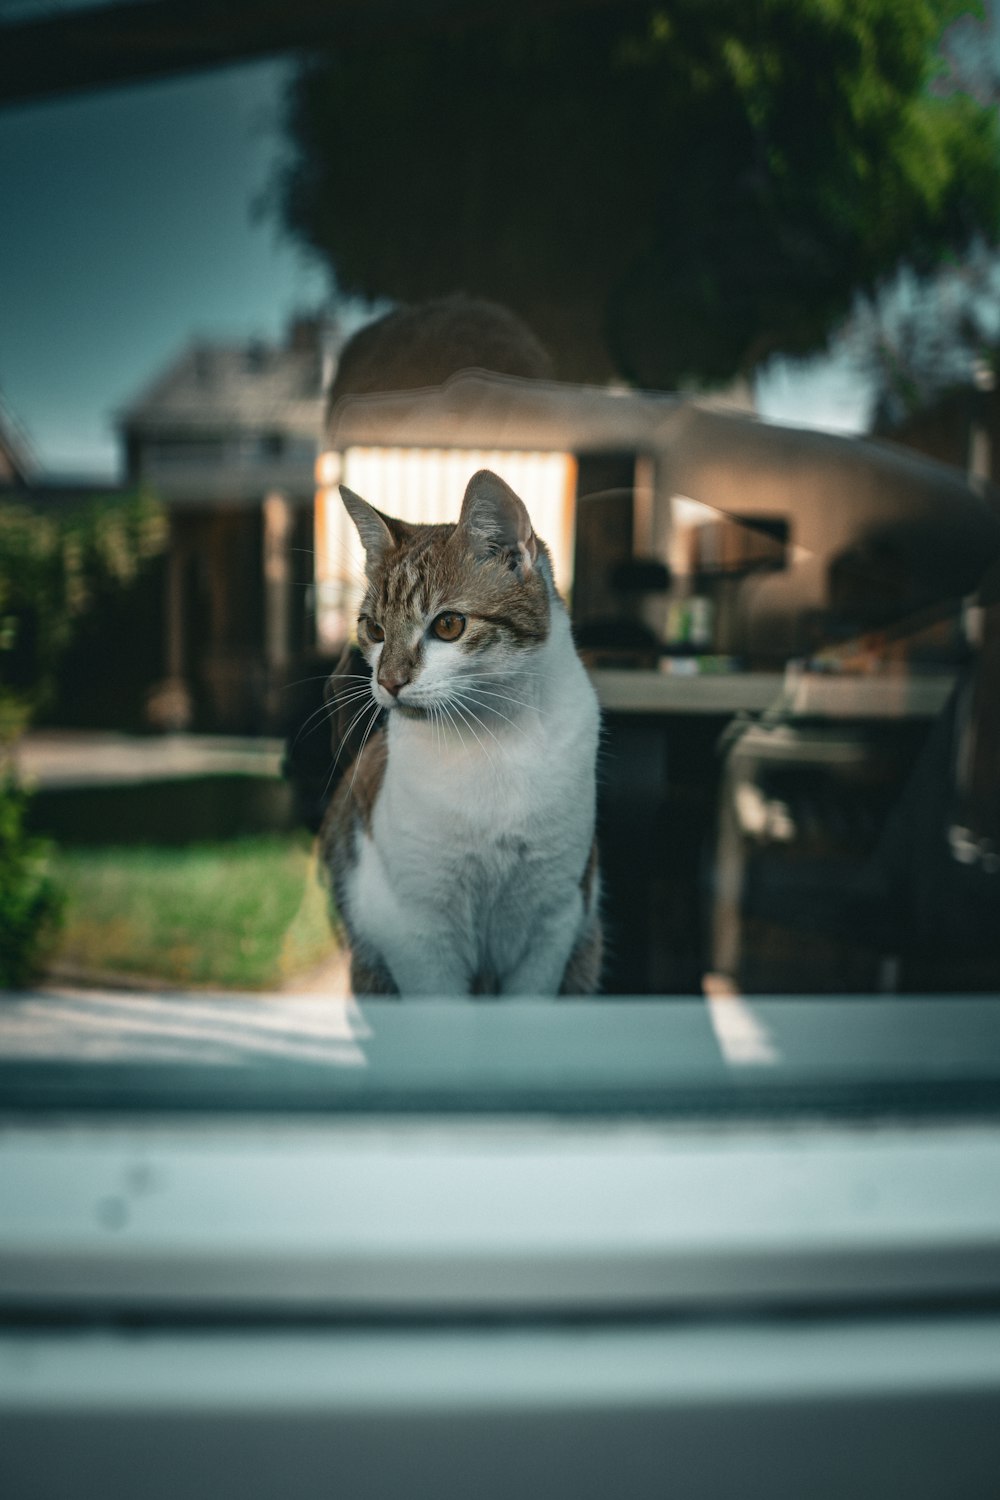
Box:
321;468;601;996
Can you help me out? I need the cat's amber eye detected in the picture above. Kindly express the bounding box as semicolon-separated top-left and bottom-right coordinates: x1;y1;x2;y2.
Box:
363;617;385;642
432;611;466;642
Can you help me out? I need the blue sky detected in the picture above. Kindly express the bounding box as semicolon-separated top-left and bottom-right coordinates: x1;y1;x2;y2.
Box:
0;51;872;479
755;344;872;435
0;58;332;478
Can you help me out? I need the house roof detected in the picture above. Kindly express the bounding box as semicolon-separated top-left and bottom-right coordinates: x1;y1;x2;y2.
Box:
120;334;326;440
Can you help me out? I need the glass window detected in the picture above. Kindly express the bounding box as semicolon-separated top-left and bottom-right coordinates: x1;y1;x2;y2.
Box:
1;1;999;1105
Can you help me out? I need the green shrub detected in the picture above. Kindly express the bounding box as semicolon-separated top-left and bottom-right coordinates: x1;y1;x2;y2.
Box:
0;490;167;715
0;773;63;989
0;492;166;987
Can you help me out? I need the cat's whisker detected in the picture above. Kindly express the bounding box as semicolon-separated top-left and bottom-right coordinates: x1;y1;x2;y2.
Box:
448;696;503;780
324;695;377;735
321;696;382;801
327;685;377;708
439;696;485;767
455;690;520;731
460;672;534;689
338;694;380;747
284;673;374;748
437;696;462;742
346;701;383;799
467;706;509;757
287;697;337;752
289;681;375;753
284;672;342;691
323;705;380;807
451;689;514;748
459;684;536;715
435;701;464;753
459;675;545;705
322;676;378;699
458;665;541;694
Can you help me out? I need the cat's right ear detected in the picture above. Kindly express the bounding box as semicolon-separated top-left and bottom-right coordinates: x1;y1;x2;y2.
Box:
340;486;397;573
458;469;538;577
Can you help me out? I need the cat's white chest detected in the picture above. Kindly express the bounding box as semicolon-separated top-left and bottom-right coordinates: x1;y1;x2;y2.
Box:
344;639;599;994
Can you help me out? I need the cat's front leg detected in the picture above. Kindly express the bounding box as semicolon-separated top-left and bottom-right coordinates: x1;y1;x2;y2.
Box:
356;886;472;994
377;931;472;997
499;898;586;997
350;833;472;994
350;893;471;994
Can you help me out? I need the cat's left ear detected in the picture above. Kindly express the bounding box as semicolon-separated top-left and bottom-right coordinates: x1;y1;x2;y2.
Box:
458;469;538;577
340;485;400;574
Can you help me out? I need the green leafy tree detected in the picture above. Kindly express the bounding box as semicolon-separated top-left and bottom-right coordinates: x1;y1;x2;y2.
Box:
278;0;1000;387
839;12;1000;430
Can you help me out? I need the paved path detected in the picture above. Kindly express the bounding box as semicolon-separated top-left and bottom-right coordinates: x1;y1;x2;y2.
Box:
14;731;284;789
283;947;352;996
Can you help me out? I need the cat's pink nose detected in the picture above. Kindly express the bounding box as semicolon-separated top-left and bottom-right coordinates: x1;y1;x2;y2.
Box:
378;669;408;697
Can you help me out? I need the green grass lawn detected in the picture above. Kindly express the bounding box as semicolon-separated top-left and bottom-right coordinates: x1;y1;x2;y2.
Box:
49;833;339;990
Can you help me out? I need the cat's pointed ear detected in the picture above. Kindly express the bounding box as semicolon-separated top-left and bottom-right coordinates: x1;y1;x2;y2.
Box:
458;469;538;576
340;485;398;573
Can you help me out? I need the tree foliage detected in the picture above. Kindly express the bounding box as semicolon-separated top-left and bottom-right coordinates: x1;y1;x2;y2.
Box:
279;0;1000;387
847;239;1000;428
0;489;167;717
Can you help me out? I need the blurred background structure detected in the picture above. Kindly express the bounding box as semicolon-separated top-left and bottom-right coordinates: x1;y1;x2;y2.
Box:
120;314;331;733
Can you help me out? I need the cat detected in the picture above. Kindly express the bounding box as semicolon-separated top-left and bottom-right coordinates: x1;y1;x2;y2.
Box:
320;467;601;996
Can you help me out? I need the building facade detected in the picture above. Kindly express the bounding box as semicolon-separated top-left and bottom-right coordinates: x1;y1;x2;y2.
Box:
120;318;330;733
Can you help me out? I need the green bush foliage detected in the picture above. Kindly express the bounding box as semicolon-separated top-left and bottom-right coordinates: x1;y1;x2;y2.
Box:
0;491;166;987
0;489;167;714
0;769;62;989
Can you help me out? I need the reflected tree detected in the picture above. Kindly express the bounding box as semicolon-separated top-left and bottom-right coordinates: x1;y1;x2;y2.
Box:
277;0;1000;387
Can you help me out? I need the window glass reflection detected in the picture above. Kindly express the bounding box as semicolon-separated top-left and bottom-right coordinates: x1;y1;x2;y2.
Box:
1;5;999;1008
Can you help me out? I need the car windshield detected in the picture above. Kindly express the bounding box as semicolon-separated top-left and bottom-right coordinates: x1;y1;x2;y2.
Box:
1;1;999;1109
